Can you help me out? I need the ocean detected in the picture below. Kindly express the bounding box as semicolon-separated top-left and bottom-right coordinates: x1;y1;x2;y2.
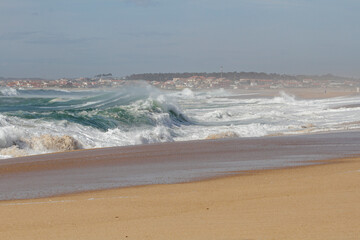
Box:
1;83;360;159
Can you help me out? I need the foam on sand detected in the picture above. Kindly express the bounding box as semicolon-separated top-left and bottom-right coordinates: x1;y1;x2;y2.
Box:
28;135;81;152
0;134;81;158
0;146;26;158
205;131;238;140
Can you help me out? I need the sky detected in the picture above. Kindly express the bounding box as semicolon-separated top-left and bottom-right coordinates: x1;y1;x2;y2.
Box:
0;0;359;79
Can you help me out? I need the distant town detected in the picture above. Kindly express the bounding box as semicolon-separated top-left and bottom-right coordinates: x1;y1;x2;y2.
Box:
1;72;360;91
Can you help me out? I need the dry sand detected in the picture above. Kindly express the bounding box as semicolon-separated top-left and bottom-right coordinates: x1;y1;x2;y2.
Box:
1;157;359;240
282;88;358;99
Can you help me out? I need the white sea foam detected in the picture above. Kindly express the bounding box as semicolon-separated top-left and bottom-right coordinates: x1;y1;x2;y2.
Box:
180;88;195;98
135;126;174;144
0;87;19;96
0;125;26;148
271;91;297;104
2;87;360;159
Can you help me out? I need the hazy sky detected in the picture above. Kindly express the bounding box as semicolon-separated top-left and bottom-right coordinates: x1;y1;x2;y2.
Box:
1;0;359;78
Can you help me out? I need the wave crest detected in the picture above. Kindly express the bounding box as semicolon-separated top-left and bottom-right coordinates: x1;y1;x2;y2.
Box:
0;126;25;148
272;91;296;104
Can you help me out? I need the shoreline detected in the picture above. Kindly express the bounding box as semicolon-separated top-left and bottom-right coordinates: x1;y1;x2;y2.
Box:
1;155;359;239
2;131;360;201
0;154;345;202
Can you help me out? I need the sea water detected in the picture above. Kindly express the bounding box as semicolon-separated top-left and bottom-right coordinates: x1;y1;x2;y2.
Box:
1;82;360;159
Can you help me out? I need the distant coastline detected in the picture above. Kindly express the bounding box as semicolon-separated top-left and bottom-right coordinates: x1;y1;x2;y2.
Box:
1;71;359;90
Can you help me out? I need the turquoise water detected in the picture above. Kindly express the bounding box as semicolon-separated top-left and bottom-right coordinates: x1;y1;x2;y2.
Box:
2;84;360;158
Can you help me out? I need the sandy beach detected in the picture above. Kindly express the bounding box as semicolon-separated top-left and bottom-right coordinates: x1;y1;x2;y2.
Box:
0;154;359;240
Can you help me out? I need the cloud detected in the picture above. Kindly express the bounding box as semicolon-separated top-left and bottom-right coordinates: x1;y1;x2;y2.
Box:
0;31;38;41
25;33;99;45
0;31;98;45
26;37;91;45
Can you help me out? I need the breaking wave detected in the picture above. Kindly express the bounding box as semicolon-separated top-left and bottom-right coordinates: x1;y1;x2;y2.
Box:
2;84;360;159
0;85;193;158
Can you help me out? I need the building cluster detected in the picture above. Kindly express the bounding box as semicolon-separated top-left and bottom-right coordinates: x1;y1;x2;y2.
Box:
150;76;233;89
0;77;126;89
149;76;360;90
1;75;359;90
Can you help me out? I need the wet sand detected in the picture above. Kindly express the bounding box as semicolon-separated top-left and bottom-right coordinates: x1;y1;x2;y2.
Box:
1;155;359;239
2;132;360;200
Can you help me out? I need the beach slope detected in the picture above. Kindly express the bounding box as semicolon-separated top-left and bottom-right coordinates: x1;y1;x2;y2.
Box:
1;157;359;240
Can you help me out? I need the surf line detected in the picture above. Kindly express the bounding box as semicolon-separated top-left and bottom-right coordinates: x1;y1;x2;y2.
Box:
0;196;133;206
